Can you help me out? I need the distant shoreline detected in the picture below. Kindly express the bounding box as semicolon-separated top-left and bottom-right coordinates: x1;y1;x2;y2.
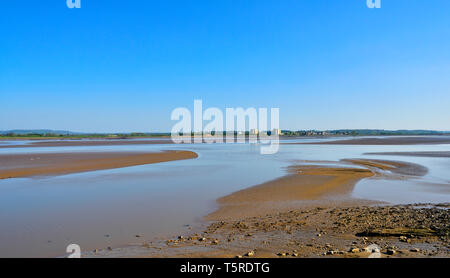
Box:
1;129;449;141
365;151;450;158
284;136;450;145
2;135;450;148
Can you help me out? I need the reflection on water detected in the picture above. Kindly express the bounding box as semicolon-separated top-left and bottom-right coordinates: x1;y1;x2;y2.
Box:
0;139;449;257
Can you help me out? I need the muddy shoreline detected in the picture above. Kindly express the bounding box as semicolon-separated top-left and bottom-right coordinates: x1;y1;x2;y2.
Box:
0;139;175;148
85;201;449;258
85;158;449;258
2;136;450;149
0;150;198;179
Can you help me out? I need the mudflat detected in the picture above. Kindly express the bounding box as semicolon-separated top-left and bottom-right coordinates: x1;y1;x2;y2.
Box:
0;137;280;148
87;158;449;258
124;203;447;258
342;159;429;176
0;139;174;148
206;159;427;220
207;166;374;220
365;151;450;158
0;150;198;179
285;136;450;145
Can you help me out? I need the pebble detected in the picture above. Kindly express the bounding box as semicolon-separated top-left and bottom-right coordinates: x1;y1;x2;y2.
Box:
349;248;360;253
399;236;411;243
246;251;255;257
387;249;396;255
410;248;420;252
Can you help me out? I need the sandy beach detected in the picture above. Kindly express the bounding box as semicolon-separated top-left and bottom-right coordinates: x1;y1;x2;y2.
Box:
207;159;428;220
0;150;198;179
85;158;449;258
207;166;374;220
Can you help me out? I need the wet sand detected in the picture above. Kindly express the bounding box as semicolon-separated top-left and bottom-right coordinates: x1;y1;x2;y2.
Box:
207;159;427;220
207;166;374;220
85;158;450;258
342;159;429;176
365;151;450;158
0;139;175;148
2;136;450;149
285;136;450;145
114;203;447;258
0;150;198;179
0;137;283;148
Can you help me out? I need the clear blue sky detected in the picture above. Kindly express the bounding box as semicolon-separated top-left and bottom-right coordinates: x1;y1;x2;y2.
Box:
1;0;449;132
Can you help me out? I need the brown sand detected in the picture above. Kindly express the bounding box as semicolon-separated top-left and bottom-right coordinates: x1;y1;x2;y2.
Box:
207;166;374;220
0;150;198;179
84;158;448;258
342;159;428;176
114;203;448;259
207;159;427;220
284;136;450;145
0;139;175;149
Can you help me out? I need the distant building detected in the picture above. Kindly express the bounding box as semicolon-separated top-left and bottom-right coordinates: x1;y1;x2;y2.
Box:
272;128;281;135
250;128;259;135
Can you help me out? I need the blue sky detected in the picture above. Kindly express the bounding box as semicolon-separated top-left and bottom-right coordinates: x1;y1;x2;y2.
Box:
1;0;450;132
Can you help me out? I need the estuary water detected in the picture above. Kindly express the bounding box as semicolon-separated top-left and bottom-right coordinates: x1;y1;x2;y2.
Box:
0;138;449;257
